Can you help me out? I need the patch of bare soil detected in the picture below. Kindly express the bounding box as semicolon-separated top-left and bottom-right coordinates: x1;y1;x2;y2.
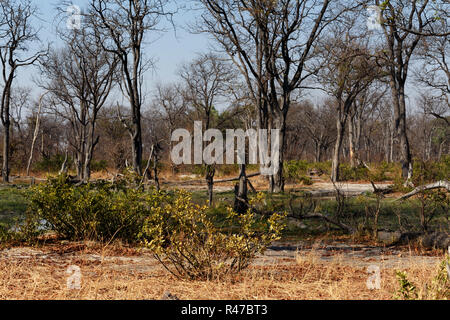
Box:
261;241;443;269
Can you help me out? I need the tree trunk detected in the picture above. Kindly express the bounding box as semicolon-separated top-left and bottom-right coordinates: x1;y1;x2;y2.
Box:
332;117;346;183
392;84;413;181
389;127;395;163
2;120;10;182
268;114;285;193
82;123;98;182
26;93;46;176
153;156;160;192
75;154;83;180
234;164;248;214
206;165;215;207
438;139;445;161
1;84;11;183
348;115;356;168
131;125;143;176
315;141;322;163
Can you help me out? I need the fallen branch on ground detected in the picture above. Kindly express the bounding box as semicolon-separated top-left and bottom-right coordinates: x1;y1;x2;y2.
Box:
287;212;355;234
214;172;261;183
287;195;355;234
164;172;261;185
395;180;450;201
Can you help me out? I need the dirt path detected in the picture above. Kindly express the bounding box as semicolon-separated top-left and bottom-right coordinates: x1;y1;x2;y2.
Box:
261;241;442;269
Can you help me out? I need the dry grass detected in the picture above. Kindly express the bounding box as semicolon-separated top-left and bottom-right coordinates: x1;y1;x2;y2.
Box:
0;245;445;300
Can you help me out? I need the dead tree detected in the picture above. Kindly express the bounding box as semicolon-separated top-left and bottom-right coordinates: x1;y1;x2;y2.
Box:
179;53;235;206
0;0;47;182
395;180;450;201
39;21;117;182
287;192;355;234
152;83;188;175
375;0;450;182
26;91;51;176
88;0;173;176
199;0;346;192
233;164;249;214
414;17;449;120
317;21;380;182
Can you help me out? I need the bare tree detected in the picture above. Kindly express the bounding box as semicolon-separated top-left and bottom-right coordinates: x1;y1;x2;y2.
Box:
7;86;34;173
293;100;336;163
198;0;350;192
179;53;235;206
40;22;117;181
347;87;387;167
26;91;50;176
151;82;188;174
0;0;46;182
95;106;130;171
375;0;450;182
414;18;449;125
414;94;449;160
316;24;379;182
88;0;173;176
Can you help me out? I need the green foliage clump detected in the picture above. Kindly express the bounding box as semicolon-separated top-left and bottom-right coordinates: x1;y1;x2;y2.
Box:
191;165;207;176
412;158;450;185
339;163;369;181
368;161;396;182
0;224;11;243
284;160;314;184
34;156;118;174
140;191;286;280
285;160;309;177
415;190;449;232
298;175;314;185
34;154;71;173
394;253;450;300
90;160;108;172
313;161;332;175
25;174;151;242
216;164;239;177
394;271;419;300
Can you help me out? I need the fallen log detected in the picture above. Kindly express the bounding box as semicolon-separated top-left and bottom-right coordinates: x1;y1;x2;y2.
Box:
165;172;261;185
287;212;355;234
395;180;450;201
214;172;261;183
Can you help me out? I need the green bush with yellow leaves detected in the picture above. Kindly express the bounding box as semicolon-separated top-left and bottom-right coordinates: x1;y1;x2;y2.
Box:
140;191;286;280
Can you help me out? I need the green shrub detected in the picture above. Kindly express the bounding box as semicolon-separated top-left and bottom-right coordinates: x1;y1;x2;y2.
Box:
298;175;313;185
394;253;449;300
284;160;311;183
34;154;72;173
0;224;11;243
312;161;332;176
191;165;207;176
394;271;419;300
25;174;153;242
339;163;369;181
368;162;392;182
140;191;286;280
413;159;450;185
91;160;108;172
217;164;239;177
